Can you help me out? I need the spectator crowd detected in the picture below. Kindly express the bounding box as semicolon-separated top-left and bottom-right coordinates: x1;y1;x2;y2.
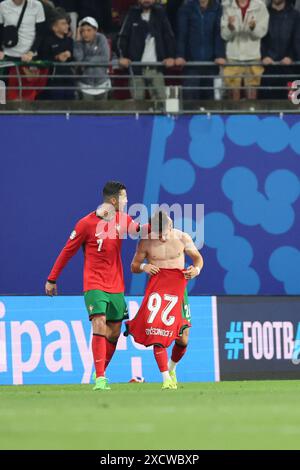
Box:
0;0;299;101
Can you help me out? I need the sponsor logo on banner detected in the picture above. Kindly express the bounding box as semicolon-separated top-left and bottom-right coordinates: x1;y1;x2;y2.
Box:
224;320;300;361
0;296;215;385
217;296;300;380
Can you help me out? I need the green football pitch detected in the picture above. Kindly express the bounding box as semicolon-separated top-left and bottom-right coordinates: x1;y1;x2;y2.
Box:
1;381;300;450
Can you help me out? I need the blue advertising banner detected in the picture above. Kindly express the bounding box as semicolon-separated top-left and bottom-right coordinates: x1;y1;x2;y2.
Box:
0;295;216;385
217;296;300;380
0;114;299;295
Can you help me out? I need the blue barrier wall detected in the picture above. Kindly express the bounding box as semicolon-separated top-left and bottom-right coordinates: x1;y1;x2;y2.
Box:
217;296;300;380
0;114;300;295
0;296;216;385
1;294;299;385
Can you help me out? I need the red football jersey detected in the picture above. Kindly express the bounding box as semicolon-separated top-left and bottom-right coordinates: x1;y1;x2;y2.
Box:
126;269;188;348
48;211;141;293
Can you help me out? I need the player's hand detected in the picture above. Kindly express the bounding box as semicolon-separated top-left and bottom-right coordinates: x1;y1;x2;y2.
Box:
45;281;57;296
0;51;5;60
143;264;160;276
183;266;199;280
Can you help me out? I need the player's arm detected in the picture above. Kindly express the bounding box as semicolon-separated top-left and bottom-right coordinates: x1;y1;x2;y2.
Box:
131;240;160;276
182;233;204;280
45;219;87;296
127;215;150;239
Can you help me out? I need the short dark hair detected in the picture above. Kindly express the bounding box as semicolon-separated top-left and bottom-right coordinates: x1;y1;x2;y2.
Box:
103;181;126;200
150;210;169;234
51;10;70;28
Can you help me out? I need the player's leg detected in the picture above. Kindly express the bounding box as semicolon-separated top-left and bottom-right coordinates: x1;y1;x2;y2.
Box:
153;345;177;390
168;288;191;385
169;328;189;386
84;290;111;391
104;292;128;372
91;315;111;390
105;320;122;371
92;315;107;377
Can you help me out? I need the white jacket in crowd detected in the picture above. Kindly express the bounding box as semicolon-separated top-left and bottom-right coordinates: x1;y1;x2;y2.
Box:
221;0;269;61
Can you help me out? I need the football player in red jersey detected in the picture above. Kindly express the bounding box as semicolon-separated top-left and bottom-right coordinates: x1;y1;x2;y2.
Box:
128;211;203;389
45;181;148;391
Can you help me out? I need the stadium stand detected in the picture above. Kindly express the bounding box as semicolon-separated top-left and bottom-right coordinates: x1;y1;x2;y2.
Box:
0;0;299;110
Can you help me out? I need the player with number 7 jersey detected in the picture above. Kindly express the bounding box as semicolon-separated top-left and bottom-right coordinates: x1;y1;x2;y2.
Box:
126;210;204;390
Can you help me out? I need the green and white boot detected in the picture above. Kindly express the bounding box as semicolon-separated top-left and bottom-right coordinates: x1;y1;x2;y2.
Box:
169;369;178;387
162;378;177;390
93;376;111;391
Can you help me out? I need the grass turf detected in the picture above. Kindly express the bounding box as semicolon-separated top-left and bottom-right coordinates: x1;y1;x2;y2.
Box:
1;381;300;450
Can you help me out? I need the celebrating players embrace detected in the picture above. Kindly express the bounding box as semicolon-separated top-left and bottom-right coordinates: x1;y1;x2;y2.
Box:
45;181;203;391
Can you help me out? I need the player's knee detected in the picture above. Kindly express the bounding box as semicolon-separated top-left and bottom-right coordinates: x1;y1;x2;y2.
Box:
176;335;189;348
107;334;119;344
92;314;106;334
106;322;121;343
180;329;190;347
106;327;121;343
